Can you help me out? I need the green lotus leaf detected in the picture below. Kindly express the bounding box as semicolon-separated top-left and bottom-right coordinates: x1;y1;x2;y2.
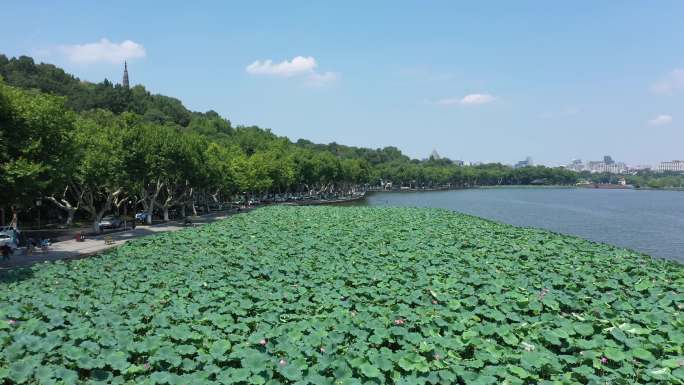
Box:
0;206;682;384
573;323;595;337
8;360;34;384
153;346;182;367
359;362;382;378
104;350;130;371
280;364;303;381
54;367;78;383
661;357;684;368
209;339;232;360
631;347;655;361
604;347;626;361
241;350;270;371
150;371;174;384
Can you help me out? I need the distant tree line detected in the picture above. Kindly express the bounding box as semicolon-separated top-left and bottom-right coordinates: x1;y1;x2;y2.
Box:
1;54;680;230
583;171;684;189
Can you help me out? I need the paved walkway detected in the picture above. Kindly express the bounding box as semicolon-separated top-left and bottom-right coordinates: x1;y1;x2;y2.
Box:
0;209;247;270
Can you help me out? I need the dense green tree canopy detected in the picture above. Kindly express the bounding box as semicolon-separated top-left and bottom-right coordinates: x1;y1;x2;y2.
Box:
0;81;74;207
1;54;682;227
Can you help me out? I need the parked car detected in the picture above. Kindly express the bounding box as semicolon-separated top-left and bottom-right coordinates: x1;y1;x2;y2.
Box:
0;233;18;252
0;227;20;246
135;212;151;223
98;216;123;230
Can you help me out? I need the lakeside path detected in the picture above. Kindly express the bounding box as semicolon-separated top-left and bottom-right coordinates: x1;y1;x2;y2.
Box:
0;209;252;270
0;194;366;270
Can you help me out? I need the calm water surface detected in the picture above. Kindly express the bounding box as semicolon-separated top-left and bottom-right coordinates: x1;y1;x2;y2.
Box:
358;188;684;263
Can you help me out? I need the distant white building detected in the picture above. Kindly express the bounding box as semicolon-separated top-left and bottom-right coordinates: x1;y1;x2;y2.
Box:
514;156;533;169
630;164;652;171
566;159;585;172
430;149;441;160
566;157;627;173
655;160;684;173
587;161;627;174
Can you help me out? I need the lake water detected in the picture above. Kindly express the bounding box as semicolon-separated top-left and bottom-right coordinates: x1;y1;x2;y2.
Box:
357;188;684;263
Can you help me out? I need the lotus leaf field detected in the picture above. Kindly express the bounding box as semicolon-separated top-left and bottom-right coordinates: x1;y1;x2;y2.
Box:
1;206;683;385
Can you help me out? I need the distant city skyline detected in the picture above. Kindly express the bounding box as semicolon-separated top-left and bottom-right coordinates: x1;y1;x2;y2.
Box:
1;1;682;165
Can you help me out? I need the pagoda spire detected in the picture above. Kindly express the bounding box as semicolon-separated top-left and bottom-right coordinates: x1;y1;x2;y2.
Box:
122;61;130;89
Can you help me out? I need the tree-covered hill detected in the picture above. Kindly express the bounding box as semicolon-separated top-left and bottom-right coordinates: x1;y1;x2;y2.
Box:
6;53;672;228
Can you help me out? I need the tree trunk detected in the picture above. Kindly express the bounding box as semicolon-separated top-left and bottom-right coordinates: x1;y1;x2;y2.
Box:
10;206;19;229
79;187;121;234
46;194;78;226
92;211;105;233
66;209;76;226
163;207;170;222
140;179;163;225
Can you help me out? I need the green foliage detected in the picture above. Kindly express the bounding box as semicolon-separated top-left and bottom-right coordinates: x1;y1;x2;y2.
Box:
584;171;684;189
1;206;682;384
0;80;75;205
0;55;192;127
3;53;682;228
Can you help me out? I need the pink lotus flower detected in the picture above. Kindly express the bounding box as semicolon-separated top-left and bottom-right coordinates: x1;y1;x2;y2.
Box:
433;353;441;361
259;339;267;346
144;362;150;370
432;300;438;305
319;347;325;353
394;319;406;326
7;319;16;325
538;288;550;300
600;357;608;365
279;359;287;366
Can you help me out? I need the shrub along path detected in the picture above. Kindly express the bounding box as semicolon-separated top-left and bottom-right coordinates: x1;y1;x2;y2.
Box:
1;206;683;384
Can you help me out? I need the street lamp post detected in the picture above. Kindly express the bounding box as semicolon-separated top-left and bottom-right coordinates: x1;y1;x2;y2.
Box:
35;200;42;230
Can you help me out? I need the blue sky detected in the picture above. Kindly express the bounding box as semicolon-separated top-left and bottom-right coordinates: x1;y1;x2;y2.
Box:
2;1;683;165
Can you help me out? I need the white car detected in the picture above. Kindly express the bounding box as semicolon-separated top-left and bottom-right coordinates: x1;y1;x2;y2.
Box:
98;216;123;229
0;233;18;251
135;212;151;223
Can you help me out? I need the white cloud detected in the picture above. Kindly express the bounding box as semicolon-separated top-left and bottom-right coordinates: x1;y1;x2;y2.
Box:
648;114;673;126
246;56;338;86
460;93;495;105
305;71;339;87
436;93;496;106
650;68;684;93
246;56;317;77
58;38;146;64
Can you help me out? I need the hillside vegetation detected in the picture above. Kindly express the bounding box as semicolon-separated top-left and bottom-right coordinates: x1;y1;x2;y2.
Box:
1;54;681;228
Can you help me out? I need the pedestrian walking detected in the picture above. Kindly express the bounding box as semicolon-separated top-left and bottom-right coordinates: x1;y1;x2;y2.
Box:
1;245;11;260
26;237;36;255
